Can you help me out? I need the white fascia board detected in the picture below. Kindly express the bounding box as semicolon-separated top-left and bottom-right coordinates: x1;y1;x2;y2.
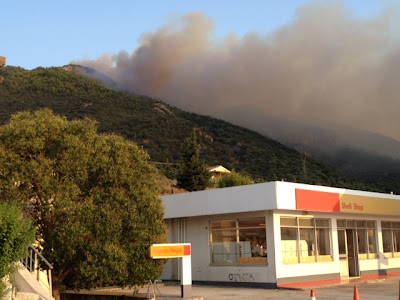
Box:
161;182;278;219
275;181;400;210
274;181;346;210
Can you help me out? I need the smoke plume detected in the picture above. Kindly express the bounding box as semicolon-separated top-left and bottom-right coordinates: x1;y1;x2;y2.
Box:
75;2;400;141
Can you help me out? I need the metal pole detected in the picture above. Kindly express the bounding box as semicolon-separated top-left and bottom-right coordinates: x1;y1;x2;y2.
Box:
48;269;53;299
35;252;39;281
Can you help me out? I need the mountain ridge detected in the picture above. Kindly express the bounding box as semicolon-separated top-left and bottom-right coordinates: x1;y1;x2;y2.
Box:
0;65;379;192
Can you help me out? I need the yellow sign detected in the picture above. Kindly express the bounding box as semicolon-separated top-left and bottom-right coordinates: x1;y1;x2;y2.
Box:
339;194;400;216
149;243;191;259
296;188;400;216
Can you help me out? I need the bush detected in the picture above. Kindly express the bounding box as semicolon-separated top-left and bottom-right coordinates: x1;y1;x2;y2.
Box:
217;171;253;188
0;204;36;298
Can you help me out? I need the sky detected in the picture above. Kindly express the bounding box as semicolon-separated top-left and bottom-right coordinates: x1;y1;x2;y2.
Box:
1;0;391;70
2;0;400;142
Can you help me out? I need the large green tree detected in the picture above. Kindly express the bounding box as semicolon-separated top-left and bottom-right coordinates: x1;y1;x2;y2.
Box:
0;204;36;299
177;130;210;191
0;109;167;299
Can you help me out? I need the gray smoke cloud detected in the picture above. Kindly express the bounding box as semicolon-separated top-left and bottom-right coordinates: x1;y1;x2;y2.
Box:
74;2;400;141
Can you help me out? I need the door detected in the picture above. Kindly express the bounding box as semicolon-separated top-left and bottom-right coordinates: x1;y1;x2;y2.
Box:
338;230;349;278
346;229;360;277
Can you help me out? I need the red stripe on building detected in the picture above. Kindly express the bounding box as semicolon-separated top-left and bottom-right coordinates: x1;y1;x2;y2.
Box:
295;189;340;212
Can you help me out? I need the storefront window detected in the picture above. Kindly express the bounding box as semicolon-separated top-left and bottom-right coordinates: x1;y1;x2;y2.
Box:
338;230;346;256
299;228;315;262
317;228;331;256
211;217;267;265
337;219;377;259
382;228;393;253
382;221;400;257
211;221;237;264
281;226;298;264
367;230;377;254
280;217;332;264
357;229;367;254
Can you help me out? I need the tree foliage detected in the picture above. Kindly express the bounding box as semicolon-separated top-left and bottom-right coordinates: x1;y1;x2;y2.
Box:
0;204;36;298
217;171;253;188
0;109;167;298
177;130;210;191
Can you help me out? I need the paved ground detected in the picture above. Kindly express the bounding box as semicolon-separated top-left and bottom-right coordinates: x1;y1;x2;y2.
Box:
69;275;400;300
134;275;400;299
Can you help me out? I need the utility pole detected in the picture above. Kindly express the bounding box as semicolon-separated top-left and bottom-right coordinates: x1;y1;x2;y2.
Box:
0;56;5;67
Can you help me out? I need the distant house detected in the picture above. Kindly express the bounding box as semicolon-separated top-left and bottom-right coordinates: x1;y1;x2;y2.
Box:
0;56;5;67
207;165;231;179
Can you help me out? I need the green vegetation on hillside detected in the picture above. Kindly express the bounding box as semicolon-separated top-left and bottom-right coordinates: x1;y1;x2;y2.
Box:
0;66;375;191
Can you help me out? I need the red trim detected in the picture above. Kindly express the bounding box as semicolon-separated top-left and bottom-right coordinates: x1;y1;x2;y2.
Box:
278;272;400;288
278;278;341;288
184;245;191;256
295;189;340;212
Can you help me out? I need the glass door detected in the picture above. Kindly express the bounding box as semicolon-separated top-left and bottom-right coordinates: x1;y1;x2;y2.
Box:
346;229;360;277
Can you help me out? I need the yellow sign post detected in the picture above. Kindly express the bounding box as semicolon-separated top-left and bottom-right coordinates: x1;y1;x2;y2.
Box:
150;243;192;298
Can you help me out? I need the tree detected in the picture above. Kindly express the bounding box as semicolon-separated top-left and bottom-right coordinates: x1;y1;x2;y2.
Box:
177;130;210;191
0;109;167;300
0;204;36;299
217;171;253;188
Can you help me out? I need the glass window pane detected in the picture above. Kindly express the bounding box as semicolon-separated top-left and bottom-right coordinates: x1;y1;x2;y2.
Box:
366;221;376;229
337;219;346;228
299;228;315;261
382;229;393;253
357;229;367;254
394;231;400;252
338;230;346;255
316;219;330;228
347;220;356;227
281;217;297;227
317;228;331;256
238;218;265;228
239;228;267;258
281;227;298;261
356;220;366;228
211;220;236;230
211;229;237;264
299;218;313;227
393;222;400;229
382;221;392;229
367;229;377;254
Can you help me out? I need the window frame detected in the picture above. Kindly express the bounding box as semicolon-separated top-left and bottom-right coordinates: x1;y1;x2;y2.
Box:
337;219;378;259
210;217;267;266
382;221;400;258
280;216;332;264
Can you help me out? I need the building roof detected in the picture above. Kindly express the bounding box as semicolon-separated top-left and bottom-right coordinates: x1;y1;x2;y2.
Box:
161;181;400;219
207;165;231;173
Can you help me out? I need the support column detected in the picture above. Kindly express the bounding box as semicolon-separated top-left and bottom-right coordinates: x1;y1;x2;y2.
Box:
181;255;192;298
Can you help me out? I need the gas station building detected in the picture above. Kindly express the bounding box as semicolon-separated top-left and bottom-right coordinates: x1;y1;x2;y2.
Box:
160;181;400;287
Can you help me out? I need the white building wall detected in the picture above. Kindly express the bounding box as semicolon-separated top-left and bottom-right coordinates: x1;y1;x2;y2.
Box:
161;212;276;285
161;182;278;219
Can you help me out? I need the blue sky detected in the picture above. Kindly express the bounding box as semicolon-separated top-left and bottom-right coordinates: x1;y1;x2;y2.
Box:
1;0;391;70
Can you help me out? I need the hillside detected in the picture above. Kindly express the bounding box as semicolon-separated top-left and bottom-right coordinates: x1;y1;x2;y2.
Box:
0;65;374;191
211;106;400;194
